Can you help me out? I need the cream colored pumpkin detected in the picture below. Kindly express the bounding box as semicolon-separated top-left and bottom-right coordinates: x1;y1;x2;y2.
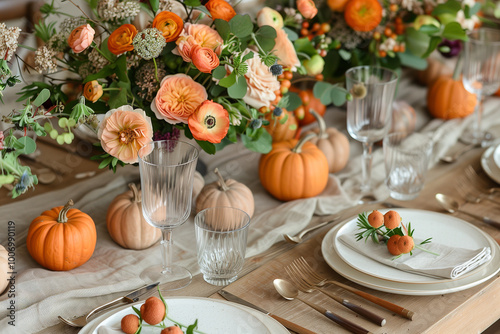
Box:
106;183;161;250
196;168;255;218
0;245;9;293
302;110;350;173
192;171;205;201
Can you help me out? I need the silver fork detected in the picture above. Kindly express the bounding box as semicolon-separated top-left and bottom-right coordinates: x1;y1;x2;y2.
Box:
455;176;500;205
285;263;386;326
464;165;500;195
291;257;415;320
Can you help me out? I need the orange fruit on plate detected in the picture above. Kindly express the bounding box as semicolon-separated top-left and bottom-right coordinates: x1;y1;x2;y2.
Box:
141;296;166;325
368;210;384;228
387;235;402;255
121;314;140;334
344;0;383;32
398;235;415;254
384;210;401;230
161;326;184;334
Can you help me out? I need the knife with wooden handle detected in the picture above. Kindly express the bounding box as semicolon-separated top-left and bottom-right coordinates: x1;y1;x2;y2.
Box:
218;290;317;334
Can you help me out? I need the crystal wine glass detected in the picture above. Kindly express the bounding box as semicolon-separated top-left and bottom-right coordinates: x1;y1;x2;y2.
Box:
462;27;500;144
346;66;398;202
138;140;199;291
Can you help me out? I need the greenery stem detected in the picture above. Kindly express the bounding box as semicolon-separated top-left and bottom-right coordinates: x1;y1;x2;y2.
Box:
153;57;160;82
91;43;113;63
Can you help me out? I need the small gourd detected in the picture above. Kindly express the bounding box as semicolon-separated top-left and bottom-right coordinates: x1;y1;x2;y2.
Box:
391;101;417;135
107;183;161;250
264;109;298;142
0;245;8;293
27;200;97;271
259;134;329;201
301;110;350;173
196;169;255;218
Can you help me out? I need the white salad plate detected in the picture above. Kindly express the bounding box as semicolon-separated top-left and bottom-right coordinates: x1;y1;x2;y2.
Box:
78;296;288;334
321;209;500;295
481;145;500;184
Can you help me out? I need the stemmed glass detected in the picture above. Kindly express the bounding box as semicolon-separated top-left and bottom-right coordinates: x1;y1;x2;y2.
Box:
138;140;199;291
345;66;398;202
462;28;500;144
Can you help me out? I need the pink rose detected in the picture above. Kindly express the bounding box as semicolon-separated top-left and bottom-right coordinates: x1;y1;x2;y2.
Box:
297;0;318;19
151;74;208;124
241;50;280;109
68;24;95;53
191;45;220;73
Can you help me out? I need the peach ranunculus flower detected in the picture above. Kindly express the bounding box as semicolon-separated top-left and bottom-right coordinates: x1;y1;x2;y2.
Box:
188;100;230;143
83;80;103;103
297;0;318;19
174;23;223;62
151;74;208;124
273;29;301;71
241;50;280;109
191;45;219;73
204;0;236;22
256;7;284;29
107;24;138;55
68;24;95;53
152;11;184;42
98;105;153;164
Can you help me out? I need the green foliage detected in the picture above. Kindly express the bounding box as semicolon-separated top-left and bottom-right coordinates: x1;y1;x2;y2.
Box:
34;21;57;43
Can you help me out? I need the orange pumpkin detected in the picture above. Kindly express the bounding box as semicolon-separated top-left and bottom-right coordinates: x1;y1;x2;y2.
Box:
264;109;298;142
415;58;452;87
290;87;327;126
302;110;350;173
259;133;329;201
495;87;500;96
107;183;161;250
27;200;97;271
427;75;476;119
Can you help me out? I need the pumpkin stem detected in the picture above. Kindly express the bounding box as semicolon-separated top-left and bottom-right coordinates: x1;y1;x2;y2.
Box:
214;168;229;191
58;199;74;223
293;133;316;154
452;54;462;81
310;110;327;139
128;183;141;203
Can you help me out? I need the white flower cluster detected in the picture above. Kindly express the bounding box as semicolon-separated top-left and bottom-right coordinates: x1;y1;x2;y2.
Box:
88;48;109;72
0;23;21;62
97;0;141;21
34;46;58;73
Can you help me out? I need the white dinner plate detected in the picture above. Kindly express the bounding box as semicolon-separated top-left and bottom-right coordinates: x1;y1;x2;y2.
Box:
481;146;500;184
78;296;288;334
333;209;491;284
321;209;500;295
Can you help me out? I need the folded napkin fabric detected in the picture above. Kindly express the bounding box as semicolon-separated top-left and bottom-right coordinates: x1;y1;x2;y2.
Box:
339;233;492;279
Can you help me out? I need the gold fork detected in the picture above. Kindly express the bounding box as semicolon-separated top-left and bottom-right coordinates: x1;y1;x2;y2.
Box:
291;257;415;320
285;264;386;326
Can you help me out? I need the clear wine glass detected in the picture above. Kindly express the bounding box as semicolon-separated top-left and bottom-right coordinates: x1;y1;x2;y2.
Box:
138;140;199;291
346;66;398;202
462;27;500;144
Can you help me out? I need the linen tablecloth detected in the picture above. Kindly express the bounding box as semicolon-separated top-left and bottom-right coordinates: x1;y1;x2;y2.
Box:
1;73;500;333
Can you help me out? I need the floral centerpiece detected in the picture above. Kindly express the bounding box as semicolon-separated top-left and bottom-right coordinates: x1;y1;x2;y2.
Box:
0;0;317;198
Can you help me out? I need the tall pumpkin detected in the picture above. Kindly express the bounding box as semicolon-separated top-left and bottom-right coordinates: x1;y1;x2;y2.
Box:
259;134;329;201
0;245;8;293
302;110;350;173
107;183;161;250
27;200;97;271
264;109;298;142
196;168;255;217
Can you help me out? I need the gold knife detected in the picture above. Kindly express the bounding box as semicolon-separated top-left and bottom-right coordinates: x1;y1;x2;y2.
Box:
218;290;317;334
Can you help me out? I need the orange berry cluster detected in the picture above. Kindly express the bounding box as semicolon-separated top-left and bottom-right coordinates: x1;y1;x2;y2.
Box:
372;16;406;58
367;210;415;256
258;70;292;114
300;21;331;57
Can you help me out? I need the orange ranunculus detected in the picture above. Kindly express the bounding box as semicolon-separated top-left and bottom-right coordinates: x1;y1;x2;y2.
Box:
107;24;138;55
174;23;223;62
151;74;208;124
97;105;153;164
68;24;95;54
344;0;383;32
297;0;318;19
191;45;219;73
83;80;103;103
204;0;236;22
152;11;184;43
188;100;229;143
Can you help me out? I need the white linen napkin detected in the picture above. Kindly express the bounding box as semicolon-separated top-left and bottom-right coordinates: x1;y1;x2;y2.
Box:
339;233;492;279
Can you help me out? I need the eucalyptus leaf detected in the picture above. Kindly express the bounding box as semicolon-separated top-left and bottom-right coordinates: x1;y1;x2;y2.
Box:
442;22;467;41
255;25;277;39
214;19;231;41
241;128;272;153
16;136;37;156
330;87;347;107
284;27;299;41
229;15;253;38
227;76;247;99
219;71;236;88
313;81;333;105
213;66;227;80
284;92;302;111
397;51;428;70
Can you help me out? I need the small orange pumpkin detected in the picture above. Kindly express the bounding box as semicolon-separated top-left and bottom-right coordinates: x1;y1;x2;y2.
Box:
0;245;8;293
290;87;327;126
264;109;298;142
107;183;161;250
427;74;476;120
196;168;255;217
259;133;329;201
302;110;350;173
27;200;97;271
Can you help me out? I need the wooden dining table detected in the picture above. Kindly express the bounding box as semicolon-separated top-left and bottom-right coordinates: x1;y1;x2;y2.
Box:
1;74;500;334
